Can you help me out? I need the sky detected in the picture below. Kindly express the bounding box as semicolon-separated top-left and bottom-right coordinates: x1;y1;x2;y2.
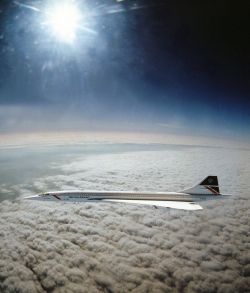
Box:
0;0;249;142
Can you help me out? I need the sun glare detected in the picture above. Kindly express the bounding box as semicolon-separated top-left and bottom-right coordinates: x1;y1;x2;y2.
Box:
45;1;81;43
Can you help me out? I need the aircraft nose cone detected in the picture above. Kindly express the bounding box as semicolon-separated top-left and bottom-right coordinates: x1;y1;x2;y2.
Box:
24;195;40;200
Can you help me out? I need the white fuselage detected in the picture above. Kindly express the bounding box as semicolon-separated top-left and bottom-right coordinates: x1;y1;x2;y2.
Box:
25;190;219;202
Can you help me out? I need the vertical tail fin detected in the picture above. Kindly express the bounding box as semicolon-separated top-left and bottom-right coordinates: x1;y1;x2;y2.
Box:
182;176;220;195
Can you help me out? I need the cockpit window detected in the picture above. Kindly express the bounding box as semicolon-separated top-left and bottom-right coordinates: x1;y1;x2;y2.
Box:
40;193;50;196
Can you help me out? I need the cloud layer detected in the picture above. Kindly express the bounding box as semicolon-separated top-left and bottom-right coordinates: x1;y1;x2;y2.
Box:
0;144;249;292
0;195;249;293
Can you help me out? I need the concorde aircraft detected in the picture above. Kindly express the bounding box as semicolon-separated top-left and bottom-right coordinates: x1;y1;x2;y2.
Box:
24;176;230;210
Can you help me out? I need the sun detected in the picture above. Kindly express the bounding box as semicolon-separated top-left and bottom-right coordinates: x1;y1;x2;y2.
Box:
44;0;81;44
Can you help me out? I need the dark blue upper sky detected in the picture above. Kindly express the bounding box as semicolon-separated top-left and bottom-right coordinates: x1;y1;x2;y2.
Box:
0;0;249;141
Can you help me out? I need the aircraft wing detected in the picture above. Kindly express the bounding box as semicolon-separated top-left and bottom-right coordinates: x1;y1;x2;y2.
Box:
102;199;203;210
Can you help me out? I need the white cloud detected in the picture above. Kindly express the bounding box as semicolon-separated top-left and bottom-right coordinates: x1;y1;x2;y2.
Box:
0;145;249;292
0;195;249;292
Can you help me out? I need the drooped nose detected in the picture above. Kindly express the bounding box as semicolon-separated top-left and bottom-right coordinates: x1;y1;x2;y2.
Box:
24;195;41;200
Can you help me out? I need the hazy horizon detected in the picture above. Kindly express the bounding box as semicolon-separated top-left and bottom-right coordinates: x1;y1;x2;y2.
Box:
0;1;249;142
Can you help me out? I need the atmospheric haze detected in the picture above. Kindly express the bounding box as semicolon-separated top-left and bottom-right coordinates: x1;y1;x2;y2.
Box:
0;141;249;292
